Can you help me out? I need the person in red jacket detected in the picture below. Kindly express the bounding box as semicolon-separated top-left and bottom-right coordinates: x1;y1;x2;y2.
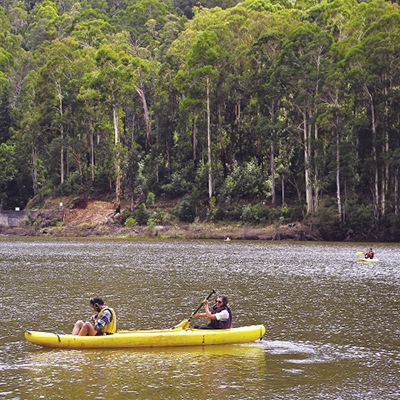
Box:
365;247;374;259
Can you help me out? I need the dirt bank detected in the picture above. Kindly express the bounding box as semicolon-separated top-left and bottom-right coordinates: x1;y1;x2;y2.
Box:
1;200;318;240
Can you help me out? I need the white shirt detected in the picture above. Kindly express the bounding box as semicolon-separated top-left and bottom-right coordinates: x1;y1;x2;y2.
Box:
214;309;229;321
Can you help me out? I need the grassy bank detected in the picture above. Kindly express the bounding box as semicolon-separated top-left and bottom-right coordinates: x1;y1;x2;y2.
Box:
0;220;317;240
1;196;395;241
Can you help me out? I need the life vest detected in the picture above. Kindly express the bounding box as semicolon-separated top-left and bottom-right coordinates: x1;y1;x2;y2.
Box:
97;307;117;334
210;304;233;329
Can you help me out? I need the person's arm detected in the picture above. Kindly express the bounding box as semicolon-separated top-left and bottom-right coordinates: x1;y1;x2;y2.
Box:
203;299;217;320
94;309;112;331
191;312;207;318
192;299;217;320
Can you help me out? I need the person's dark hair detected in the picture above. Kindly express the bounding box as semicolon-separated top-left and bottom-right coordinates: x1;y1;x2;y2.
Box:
219;294;229;305
90;296;104;306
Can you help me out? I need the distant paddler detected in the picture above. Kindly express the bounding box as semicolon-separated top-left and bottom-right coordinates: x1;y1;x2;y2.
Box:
365;247;374;259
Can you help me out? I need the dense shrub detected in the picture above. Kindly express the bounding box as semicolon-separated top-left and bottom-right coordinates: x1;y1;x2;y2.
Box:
146;192;155;207
343;202;375;235
135;203;150;225
162;171;191;198
125;217;136;227
178;195;196;222
307;206;344;240
225;159;269;200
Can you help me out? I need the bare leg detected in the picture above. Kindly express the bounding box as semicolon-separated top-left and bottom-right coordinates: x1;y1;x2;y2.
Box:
78;321;98;336
72;320;84;335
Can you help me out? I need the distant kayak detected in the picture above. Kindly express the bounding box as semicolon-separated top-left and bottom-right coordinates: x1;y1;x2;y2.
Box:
359;258;379;262
224;237;231;241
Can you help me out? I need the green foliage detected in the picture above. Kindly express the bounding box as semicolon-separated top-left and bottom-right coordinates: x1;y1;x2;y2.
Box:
225;159;268;200
56;171;83;197
306;206;344;241
147;210;164;227
343;202;375;235
162;171;191;199
125;216;136;227
241;204;272;224
146;192;155;207
178;194;196;223
135;203;150;225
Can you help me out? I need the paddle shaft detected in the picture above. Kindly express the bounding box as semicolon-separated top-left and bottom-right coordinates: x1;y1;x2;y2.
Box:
188;289;216;322
37;318;67;335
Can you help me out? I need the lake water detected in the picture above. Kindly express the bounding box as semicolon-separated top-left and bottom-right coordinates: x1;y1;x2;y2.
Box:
1;237;400;399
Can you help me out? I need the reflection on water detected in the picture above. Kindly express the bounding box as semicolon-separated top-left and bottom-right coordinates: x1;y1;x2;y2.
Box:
1;238;400;399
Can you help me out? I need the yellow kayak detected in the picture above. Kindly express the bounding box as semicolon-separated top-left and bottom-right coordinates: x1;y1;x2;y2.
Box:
25;325;266;349
359;258;379;262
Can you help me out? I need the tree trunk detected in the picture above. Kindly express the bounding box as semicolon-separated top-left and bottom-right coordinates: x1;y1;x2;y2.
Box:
193;110;197;164
336;130;341;222
381;131;389;215
32;147;38;196
270;140;275;207
304;110;313;214
130;115;135;211
113;104;121;209
207;78;212;201
237;101;242;161
218;105;227;178
314;123;319;211
365;87;379;222
395;167;399;216
90;132;95;183
88;118;95;183
135;70;151;152
56;81;64;184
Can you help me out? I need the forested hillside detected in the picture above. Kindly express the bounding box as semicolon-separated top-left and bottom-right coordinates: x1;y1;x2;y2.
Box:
1;0;400;240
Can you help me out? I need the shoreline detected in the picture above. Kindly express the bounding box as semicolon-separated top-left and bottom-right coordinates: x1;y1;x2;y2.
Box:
0;222;347;241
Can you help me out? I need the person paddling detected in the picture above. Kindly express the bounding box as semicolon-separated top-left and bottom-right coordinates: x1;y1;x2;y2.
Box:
365;247;374;259
72;296;116;336
191;294;232;329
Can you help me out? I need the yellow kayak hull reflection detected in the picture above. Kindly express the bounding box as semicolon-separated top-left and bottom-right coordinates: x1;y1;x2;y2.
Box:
358;258;380;262
25;325;266;349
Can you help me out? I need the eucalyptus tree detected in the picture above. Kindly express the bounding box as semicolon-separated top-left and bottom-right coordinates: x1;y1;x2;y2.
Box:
24;1;68;50
361;11;400;217
274;23;333;214
13;68;43;199
250;31;287;206
344;3;400;222
175;29;220;201
34;38;81;185
91;41;136;208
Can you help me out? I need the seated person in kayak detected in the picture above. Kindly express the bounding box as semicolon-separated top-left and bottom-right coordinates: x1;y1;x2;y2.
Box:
191;294;232;329
365;247;374;259
72;296;116;336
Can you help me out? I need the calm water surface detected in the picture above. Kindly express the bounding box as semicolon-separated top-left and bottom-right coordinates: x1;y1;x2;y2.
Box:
1;237;400;399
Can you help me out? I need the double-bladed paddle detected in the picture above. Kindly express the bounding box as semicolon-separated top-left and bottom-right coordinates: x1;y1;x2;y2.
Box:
172;289;216;330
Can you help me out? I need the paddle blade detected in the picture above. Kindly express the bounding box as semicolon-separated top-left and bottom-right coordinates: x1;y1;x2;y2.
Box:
172;319;189;329
181;320;190;330
356;252;364;254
